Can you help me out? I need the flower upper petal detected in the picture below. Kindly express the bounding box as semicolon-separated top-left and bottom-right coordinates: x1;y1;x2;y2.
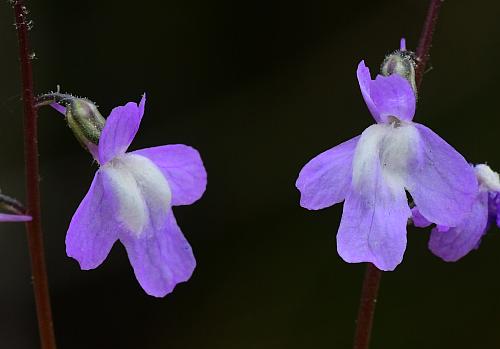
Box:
369;74;416;122
66;171;119;270
337;137;411;270
0;213;31;222
98;94;146;164
132;145;207;206
120;210;196;297
357;60;416;123
405;123;478;227
296;136;359;210
428;191;489;261
357;61;381;122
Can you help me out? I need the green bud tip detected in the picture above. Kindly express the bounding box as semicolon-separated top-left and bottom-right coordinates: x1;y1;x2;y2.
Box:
380;38;417;96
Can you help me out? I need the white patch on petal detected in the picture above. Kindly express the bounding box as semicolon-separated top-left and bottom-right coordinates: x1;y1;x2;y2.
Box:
352;124;386;190
352;121;420;195
102;154;171;237
475;164;500;192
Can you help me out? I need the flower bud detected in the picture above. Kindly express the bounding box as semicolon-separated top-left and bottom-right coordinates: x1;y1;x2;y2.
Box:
37;92;105;156
380;49;417;96
65;98;105;150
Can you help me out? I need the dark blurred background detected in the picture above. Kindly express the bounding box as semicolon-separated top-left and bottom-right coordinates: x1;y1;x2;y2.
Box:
1;1;500;348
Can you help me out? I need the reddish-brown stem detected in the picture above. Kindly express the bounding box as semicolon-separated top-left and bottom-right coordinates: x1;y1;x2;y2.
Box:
13;1;57;348
353;264;381;349
352;2;444;349
415;0;444;89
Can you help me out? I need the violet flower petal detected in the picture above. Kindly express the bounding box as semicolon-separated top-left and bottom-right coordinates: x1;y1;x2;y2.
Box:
66;172;119;270
491;192;500;227
100;153;194;297
428;191;489;261
296;136;359;210
411;207;432;228
132;145;207;206
120;210;196;297
405;123;477;227
50;102;66;115
98;95;146;164
356;61;381;122
369;74;416;122
0;213;31;222
337;140;411;271
436;225;451;233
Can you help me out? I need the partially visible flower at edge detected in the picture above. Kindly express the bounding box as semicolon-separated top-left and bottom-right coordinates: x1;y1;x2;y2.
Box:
295;40;477;271
413;164;500;262
0;193;31;222
0;213;31;222
51;94;207;297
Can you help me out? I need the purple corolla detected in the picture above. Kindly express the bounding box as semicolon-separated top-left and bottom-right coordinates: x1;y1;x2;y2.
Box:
296;56;477;271
414;164;500;262
53;95;207;297
0;213;31;222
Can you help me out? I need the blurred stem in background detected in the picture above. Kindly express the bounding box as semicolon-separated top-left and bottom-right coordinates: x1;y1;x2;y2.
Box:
352;1;443;349
12;1;58;348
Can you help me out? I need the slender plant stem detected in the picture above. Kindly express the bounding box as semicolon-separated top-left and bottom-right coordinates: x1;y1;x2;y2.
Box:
352;2;444;349
12;1;57;349
415;0;444;89
353;263;381;349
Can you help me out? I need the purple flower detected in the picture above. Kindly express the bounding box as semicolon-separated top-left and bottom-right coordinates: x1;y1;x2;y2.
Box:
0;213;31;222
415;164;500;262
53;95;207;297
296;57;477;271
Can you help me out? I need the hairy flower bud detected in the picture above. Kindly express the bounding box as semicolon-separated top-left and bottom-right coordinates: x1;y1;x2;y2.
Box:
380;39;417;96
65;98;105;150
36;92;105;156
